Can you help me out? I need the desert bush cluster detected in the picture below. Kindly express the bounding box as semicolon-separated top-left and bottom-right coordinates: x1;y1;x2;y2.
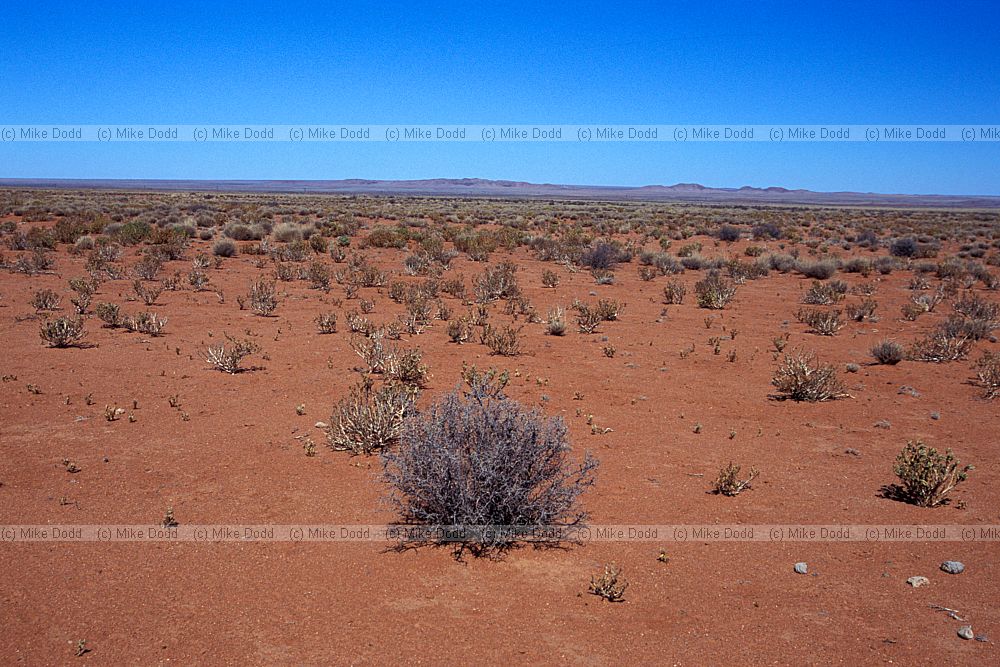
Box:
2;186;997;566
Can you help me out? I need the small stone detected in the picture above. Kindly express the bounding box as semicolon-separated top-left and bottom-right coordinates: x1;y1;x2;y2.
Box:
930;412;940;420
794;562;808;574
898;385;921;397
957;625;974;640
314;421;328;429
874;420;891;430
940;561;965;574
975;635;989;642
845;448;861;457
906;576;929;588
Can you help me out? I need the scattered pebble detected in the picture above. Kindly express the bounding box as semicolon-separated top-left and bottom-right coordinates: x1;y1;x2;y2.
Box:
898;385;921;397
958;625;974;640
844;448;861;457
907;576;930;587
794;562;808;574
930;412;940;420
975;635;989;643
874;420;892;430
940;561;965;575
314;421;328;429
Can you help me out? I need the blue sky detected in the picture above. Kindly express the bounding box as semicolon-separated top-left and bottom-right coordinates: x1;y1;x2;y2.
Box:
1;1;998;194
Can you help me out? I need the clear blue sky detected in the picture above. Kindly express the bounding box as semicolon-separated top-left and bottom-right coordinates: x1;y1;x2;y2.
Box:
1;0;998;194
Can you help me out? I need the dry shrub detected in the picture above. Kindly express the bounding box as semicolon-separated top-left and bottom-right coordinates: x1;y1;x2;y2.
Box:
771;350;849;401
712;462;759;496
39;316;85;347
474;261;520;303
589;564;628;602
328;379;415;454
248;278;278;316
846;298;878;322
802;280;846;305
695;271;737;309
133;280;162;306
481;324;523;356
204;336;260;373
316;312;337;334
908;317;975;362
663;279;686;304
381;385;598;553
796;308;844;336
545;307;567;335
889;441;972;507
975;352;1000;398
870;339;904;365
123;312;168;336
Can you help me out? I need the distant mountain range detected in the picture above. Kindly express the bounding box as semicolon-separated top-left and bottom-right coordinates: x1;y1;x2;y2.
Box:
1;178;998;208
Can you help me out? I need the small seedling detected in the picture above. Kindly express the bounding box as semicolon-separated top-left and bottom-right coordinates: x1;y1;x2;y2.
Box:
161;507;179;527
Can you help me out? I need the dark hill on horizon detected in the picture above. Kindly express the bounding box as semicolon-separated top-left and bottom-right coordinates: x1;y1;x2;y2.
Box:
1;178;998;208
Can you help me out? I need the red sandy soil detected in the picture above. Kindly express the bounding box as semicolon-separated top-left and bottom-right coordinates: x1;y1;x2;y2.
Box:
1;221;997;665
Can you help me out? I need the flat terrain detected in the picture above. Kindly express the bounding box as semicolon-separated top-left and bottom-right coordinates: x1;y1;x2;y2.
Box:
0;191;997;664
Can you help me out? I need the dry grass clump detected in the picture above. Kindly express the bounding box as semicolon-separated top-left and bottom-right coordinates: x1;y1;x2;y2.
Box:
771;350;849;401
